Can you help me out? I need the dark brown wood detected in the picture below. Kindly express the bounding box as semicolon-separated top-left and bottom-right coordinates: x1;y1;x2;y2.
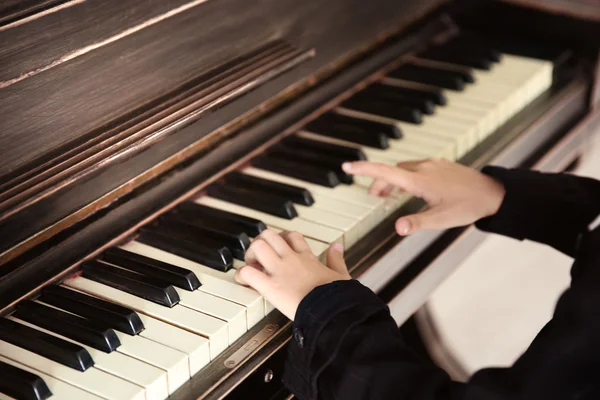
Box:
0;0;196;81
0;0;447;263
0;0;445;182
0;41;310;215
499;0;600;21
0;0;71;27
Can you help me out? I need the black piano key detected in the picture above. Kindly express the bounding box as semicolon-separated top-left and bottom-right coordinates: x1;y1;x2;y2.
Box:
282;135;367;161
177;202;266;237
14;300;120;354
159;214;251;260
445;33;502;62
82;261;180;308
387;64;466;91
349;84;436;115
420;47;493;70
0;318;94;372
267;145;354;184
253;155;340;188
436;63;475;84
0;360;52;400
139;227;233;272
225;171;314;206
102;247;201;292
172;208;262;244
207;183;298;220
305;112;392;149
341;97;423;123
41;285;145;335
380;85;447;106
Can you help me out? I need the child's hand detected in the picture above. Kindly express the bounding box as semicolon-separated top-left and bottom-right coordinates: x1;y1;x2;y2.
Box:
343;159;505;236
234;229;351;320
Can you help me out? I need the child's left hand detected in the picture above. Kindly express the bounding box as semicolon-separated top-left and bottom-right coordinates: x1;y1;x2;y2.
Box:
234;229;351;320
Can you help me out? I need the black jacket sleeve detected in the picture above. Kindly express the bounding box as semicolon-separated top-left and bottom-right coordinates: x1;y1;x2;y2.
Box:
475;166;600;256
282;168;600;400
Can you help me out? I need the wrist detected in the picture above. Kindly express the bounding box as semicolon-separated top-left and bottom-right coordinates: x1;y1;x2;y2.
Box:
484;177;506;218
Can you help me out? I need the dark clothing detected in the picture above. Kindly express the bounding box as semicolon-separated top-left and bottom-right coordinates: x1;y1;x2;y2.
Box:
282;166;600;400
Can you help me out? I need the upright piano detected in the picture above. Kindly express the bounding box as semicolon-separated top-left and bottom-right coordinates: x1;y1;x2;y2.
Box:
0;0;599;399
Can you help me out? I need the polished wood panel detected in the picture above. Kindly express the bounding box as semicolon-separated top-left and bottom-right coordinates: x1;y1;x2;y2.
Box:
0;0;445;263
0;0;194;82
0;0;445;183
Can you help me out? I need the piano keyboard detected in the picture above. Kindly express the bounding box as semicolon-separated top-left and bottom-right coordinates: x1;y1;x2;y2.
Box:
0;33;556;400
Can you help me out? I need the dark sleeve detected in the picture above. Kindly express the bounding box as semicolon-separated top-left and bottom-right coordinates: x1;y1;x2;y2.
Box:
283;252;600;400
282;279;459;400
475;166;600;256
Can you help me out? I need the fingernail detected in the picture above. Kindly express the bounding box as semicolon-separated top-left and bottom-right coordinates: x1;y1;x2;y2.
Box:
397;219;411;236
342;162;353;172
332;242;344;254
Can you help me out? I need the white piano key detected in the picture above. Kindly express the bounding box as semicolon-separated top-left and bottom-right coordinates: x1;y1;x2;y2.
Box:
121;241;265;327
196;196;344;245
420;115;478;150
0;355;103;400
433;107;487;140
311;193;372;221
267;226;330;263
64;276;229;360
9;316;169;400
445;97;500;135
113;331;189;394
177;289;247;344
389;136;455;161
0;339;145;400
136;314;210;376
294;204;362;247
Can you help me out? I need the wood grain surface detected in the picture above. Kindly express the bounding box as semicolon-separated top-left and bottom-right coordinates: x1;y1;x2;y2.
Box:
0;0;444;182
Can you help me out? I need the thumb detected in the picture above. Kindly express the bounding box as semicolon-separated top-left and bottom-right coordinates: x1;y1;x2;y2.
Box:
396;208;445;235
235;265;271;294
327;243;349;275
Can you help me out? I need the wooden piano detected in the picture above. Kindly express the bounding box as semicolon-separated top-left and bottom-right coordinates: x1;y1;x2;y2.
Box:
0;0;599;399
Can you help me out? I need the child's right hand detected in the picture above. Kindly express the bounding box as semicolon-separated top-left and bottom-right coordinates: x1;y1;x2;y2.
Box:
342;159;506;236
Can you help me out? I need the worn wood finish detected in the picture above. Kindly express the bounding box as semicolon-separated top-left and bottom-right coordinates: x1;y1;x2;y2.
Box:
0;0;445;182
0;0;202;82
0;0;446;260
0;0;70;26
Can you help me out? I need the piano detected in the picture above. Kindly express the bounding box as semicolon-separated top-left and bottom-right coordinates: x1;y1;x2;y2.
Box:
0;0;599;399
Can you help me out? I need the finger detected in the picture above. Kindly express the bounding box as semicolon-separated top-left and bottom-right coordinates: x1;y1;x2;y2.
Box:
342;161;419;193
326;243;349;275
235;265;271;294
279;231;311;253
396;160;426;172
245;239;281;273
255;229;292;256
395;207;452;235
368;178;394;197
